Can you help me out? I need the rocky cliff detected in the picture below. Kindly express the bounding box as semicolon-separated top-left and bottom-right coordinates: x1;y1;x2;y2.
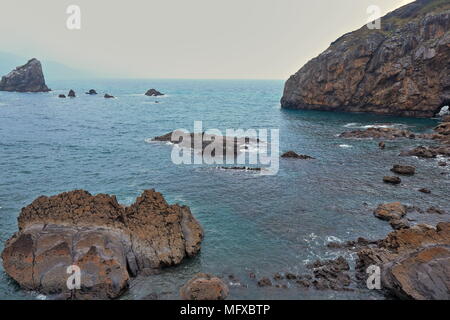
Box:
0;58;50;92
1;189;203;299
281;0;450;117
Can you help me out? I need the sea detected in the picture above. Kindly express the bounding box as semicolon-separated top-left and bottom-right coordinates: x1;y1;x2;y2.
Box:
0;79;448;300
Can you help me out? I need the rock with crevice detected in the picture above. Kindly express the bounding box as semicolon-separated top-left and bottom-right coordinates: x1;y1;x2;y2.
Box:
0;58;50;92
281;0;450;117
1;189;203;299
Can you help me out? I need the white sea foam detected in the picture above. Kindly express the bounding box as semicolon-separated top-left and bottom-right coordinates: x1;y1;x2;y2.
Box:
343;123;407;129
339;144;352;148
326;236;342;243
36;294;47;300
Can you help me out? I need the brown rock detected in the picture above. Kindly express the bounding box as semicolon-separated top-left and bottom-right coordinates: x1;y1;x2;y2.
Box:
340;128;414;140
379;141;386;149
418;188;431;194
391;165;415;175
179;273;229;300
383;176;402;185
1;190;203;299
257;277;272;287
374;202;407;221
390;219;410;230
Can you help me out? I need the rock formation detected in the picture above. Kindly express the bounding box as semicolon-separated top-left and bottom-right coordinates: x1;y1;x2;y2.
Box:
180;273;229;300
1;190;203;299
68;90;76;98
391;164;416;175
281;151;315;159
104;93;114;99
145;89;164;96
86;89;97;95
356;222;450;299
0;58;50;92
281;0;450;117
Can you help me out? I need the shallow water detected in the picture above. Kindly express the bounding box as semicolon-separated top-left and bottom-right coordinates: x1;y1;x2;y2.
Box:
0;79;448;300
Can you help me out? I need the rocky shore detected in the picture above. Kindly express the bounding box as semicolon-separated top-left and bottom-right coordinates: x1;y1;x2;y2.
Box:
1;190;203;299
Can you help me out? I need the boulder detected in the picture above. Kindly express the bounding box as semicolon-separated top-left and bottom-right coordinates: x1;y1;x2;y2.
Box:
68;90;76;97
0;58;50;92
383;176;402;185
400;145;450;158
374;202;406;221
281;151;315;159
180;273;229;300
391;165;415;175
1;190;203;299
145;89;164;96
357;222;450;300
281;0;450;117
418;188;431;194
104;94;114;99
58;94;66;98
86;89;97;95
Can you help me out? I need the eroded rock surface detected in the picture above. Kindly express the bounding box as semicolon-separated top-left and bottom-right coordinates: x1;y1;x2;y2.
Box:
1;190;203;299
281;0;450;117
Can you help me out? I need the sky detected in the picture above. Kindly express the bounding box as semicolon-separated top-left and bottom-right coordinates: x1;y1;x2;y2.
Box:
0;0;414;79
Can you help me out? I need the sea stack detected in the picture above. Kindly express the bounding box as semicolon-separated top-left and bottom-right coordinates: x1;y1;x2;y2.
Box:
281;0;450;117
0;58;50;92
145;89;164;96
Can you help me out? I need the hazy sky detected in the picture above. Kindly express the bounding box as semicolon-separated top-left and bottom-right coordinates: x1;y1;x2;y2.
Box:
0;0;414;79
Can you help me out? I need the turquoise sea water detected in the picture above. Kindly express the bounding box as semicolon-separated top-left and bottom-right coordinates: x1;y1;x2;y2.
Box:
0;79;448;300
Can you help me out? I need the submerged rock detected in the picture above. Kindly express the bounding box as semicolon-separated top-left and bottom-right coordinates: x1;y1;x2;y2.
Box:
356;222;450;300
0;58;50;92
281;151;315;159
180;273;229;300
104;93;114;99
391;165;416;175
1;190;203;299
281;0;450;117
145;89;164;96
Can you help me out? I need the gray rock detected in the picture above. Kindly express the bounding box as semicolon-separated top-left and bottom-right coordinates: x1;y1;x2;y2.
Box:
0;58;50;92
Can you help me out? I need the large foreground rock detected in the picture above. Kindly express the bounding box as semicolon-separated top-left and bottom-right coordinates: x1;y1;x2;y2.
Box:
1;190;203;299
0;58;50;92
357;222;450;299
281;0;450;117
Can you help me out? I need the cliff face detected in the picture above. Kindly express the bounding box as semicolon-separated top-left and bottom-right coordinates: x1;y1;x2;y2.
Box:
0;58;50;92
281;0;450;117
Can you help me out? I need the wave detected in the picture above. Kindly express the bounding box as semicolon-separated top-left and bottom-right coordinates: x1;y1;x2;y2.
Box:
339;144;352;148
343;122;408;129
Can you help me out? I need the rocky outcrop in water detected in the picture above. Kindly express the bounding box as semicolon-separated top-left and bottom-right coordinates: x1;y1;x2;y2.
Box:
86;89;97;95
281;151;315;159
281;0;450;117
339;127;415;139
1;190;203;299
145;89;164;96
68;90;76;98
356;222;450;300
0;58;50;92
180;273;229;300
391;164;416;175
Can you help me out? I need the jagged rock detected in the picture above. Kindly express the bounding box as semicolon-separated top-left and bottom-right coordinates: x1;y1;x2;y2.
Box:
391;164;416;175
180;273;228;300
1;190;203;299
145;89;164;96
85;89;97;95
104;94;114;99
356;222;450;300
68;90;76;97
281;151;315;159
0;58;50;92
383;176;402;185
307;256;352;291
281;0;450;117
434;122;450;135
374;202;406;221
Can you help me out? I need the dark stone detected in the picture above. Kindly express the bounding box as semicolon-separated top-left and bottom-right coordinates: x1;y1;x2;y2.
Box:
58;94;66;98
0;58;50;92
104;94;114;99
257;277;272;287
383;176;402;184
391;165;415;175
281;151;315;159
68;90;76;97
86;89;97;95
145;89;164;96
